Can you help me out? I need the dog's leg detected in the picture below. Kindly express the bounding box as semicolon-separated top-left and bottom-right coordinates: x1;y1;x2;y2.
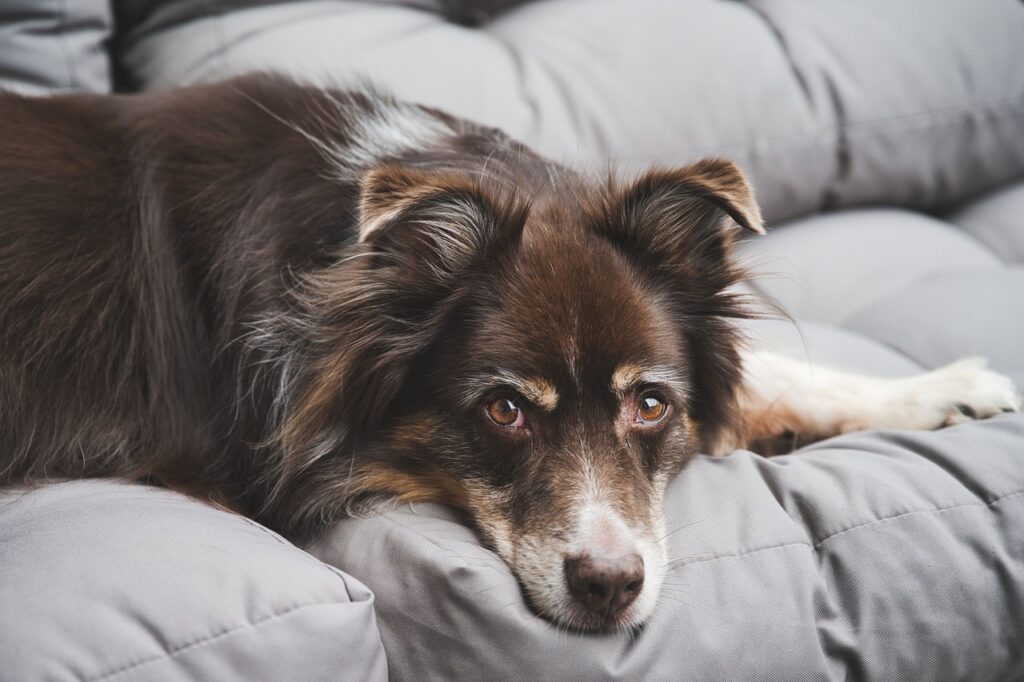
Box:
719;351;1022;454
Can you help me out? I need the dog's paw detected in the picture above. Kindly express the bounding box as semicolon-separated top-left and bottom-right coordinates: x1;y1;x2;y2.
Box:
911;357;1021;429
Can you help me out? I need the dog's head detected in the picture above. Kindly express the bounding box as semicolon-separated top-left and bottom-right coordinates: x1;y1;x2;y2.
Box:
272;157;762;631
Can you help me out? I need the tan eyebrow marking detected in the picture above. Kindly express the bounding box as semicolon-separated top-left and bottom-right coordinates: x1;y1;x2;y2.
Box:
611;363;689;399
611;363;646;394
497;371;559;411
461;370;560;412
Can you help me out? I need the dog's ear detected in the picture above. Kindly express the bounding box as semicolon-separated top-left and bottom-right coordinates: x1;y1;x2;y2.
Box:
270;166;525;491
598;158;762;281
596;158;763;450
356;165;524;288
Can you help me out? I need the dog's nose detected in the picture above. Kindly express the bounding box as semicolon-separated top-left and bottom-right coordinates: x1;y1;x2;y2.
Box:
564;552;644;616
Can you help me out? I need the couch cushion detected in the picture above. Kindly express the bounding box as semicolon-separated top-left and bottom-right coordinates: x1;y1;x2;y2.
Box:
0;480;387;681
949;181;1024;264
736;181;1024;385
747;0;1024;214
118;0;1024;224
0;0;112;93
311;414;1024;680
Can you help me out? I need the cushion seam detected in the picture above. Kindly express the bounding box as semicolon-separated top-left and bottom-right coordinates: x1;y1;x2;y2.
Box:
668;540;815;571
668;489;1024;570
813;487;1024;547
83;601;354;681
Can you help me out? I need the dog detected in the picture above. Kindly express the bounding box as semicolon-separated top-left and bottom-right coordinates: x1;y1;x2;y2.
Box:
1;74;1019;632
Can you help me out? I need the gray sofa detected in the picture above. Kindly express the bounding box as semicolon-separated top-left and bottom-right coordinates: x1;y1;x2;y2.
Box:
2;1;1023;679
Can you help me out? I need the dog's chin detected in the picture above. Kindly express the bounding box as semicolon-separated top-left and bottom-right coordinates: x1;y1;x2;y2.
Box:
543;597;654;634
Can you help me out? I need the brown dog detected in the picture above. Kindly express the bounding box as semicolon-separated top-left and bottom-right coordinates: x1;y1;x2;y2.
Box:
1;74;1018;631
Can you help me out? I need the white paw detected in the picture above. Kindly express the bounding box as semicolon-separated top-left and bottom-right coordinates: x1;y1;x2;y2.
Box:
907;357;1021;429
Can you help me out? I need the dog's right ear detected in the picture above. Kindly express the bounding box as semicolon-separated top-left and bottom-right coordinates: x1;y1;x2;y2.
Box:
271;166;525;492
357;165;525;288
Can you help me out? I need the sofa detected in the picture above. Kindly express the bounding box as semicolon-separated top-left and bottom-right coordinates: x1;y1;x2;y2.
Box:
2;1;1023;679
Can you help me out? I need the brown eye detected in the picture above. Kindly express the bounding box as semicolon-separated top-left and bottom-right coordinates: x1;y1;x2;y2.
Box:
636;394;668;424
487;397;524;428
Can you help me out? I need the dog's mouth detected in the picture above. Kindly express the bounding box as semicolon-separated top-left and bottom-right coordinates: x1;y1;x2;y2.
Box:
492;503;668;633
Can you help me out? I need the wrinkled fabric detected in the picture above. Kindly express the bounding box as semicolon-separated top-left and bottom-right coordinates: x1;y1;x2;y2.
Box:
312;415;1024;680
0;481;387;681
0;0;112;93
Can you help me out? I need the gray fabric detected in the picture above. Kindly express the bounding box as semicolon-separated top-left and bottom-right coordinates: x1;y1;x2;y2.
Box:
949;182;1024;265
0;0;112;93
115;0;526;37
0;480;387;681
117;0;1024;224
735;184;1024;384
845;269;1024;384
736;318;924;378
311;414;1024;680
737;208;1001;325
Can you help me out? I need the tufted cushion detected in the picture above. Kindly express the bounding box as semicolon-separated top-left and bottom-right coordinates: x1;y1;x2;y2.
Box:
118;0;1024;225
312;415;1024;680
736;182;1024;387
0;0;113;93
0;481;387;681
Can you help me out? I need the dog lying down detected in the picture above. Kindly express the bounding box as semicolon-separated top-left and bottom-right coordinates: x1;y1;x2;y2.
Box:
0;74;1019;632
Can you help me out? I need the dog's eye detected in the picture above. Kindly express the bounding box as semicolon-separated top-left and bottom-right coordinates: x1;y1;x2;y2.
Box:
636;394;668;424
487;397;524;428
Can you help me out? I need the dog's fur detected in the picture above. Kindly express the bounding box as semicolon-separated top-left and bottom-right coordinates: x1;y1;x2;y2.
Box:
1;74;1019;631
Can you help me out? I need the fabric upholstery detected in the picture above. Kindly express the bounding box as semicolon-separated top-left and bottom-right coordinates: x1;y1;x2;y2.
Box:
118;0;1024;225
736;192;1024;386
312;415;1024;680
0;0;112;93
0;480;387;681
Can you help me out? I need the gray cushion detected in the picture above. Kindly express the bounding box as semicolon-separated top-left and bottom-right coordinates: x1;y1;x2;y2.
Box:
118;0;1024;224
0;480;387;681
949;181;1024;265
0;0;112;93
311;414;1024;680
737;182;1024;385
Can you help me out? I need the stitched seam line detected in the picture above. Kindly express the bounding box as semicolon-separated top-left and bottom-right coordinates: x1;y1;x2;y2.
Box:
814;487;1024;548
85;601;352;681
668;541;815;570
669;489;1024;570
